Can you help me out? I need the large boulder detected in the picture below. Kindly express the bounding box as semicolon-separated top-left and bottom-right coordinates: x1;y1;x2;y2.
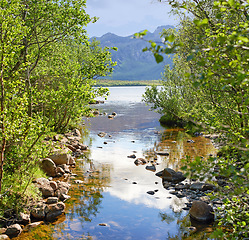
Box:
162;168;186;183
5;224;22;238
189;200;214;222
48;153;70;165
40;158;57;177
45;202;65;221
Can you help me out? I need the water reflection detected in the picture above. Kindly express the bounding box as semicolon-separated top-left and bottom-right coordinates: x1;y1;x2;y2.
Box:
15;87;216;239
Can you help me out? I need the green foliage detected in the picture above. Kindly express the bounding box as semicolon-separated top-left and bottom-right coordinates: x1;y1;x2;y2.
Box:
144;0;249;238
0;0;115;214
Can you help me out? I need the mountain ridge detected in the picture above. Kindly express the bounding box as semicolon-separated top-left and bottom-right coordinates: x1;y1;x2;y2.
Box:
91;25;174;80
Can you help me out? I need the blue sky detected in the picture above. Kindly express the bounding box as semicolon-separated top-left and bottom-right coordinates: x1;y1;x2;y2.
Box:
85;0;178;37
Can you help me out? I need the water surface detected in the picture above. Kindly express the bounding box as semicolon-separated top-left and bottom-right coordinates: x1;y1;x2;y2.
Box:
16;86;216;240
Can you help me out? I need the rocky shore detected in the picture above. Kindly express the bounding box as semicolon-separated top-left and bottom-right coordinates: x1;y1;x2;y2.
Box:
0;129;88;239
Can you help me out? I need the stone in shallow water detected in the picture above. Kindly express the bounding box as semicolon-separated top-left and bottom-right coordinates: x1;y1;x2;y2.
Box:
189;200;214;222
147;191;155;195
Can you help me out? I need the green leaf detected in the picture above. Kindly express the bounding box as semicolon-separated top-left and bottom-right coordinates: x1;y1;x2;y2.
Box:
154;53;164;63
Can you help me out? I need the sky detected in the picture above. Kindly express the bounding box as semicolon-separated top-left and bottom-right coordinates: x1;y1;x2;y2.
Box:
85;0;179;37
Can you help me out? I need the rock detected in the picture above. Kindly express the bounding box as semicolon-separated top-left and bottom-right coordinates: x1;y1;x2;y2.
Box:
162;168;186;183
112;112;117;116
175;184;190;190
155;170;163;177
40;158;57;177
156;151;169;156
77;143;88;151
31;203;46;220
23;222;43;232
145;165;156;172
0;229;6;235
45;202;65;221
56;166;65;175
57;164;70;173
0;235;9;240
46;197;59;204
35;178;54;198
73;129;81;137
93;110;100;115
38;183;54;198
98;132;107;138
99;223;108;226
147;191;155;195
74;180;84;184
190;182;216;192
5;224;22;238
57;181;70;190
48;153;70;165
187;139;195;143
55;187;69;200
134;158;147;165
68;156;75;165
35;177;49;185
108;115;114;119
66;144;77;152
17;212;31;225
189;200;214;222
49;181;58;191
60;194;71;202
127;154;136;159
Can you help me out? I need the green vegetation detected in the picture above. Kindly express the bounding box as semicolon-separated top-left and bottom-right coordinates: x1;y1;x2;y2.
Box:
142;0;249;238
94;79;161;87
0;0;115;214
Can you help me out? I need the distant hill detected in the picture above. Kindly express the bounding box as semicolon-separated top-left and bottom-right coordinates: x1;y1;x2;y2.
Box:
91;25;174;80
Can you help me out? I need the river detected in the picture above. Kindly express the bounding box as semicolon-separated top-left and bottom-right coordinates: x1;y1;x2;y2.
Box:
16;86;216;240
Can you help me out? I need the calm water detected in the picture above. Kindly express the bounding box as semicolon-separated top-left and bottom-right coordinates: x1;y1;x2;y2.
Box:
16;87;216;240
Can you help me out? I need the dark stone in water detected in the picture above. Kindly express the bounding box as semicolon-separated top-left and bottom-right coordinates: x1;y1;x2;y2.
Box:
147;191;155;195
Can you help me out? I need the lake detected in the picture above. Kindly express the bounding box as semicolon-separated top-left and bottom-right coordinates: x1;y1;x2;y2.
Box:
16;86;216;240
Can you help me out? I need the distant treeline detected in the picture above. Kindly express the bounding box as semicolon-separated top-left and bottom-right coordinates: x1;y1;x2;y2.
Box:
94;79;161;87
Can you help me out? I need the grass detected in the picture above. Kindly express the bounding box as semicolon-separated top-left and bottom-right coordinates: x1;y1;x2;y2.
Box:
94;79;161;87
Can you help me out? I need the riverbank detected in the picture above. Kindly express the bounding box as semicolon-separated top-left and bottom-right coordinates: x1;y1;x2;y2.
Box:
0;129;89;239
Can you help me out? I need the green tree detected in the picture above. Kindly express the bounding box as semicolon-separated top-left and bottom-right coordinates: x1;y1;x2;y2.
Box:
0;0;115;212
142;0;249;238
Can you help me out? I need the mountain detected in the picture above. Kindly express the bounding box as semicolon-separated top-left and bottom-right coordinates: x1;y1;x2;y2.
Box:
91;25;174;80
